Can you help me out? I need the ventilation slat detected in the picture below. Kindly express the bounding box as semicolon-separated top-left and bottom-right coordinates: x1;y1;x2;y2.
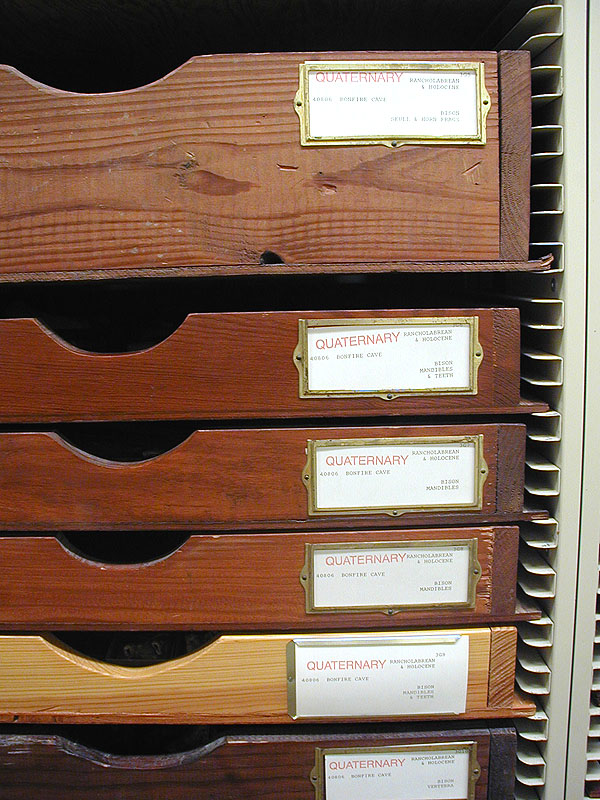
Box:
532;125;564;160
515;784;542;800
517;741;547;786
521;349;564;387
531;184;565;215
520;518;559;550
529;241;564;273
519;613;554;647
517;647;552;694
497;4;563;53
517;707;550;741
525;455;561;497
528;413;562;444
531;65;563;106
518;569;557;600
587;762;600;778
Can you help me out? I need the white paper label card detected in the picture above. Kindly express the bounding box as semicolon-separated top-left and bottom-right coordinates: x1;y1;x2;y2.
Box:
304;539;480;613
313;742;479;800
296;317;483;399
303;436;487;516
295;61;490;146
288;634;470;718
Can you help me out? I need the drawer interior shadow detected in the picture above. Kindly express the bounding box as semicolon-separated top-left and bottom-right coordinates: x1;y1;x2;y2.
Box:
58;532;190;565
0;0;535;92
0;272;513;355
54;423;199;462
3;416;519;461
54;631;217;667
0;720;505;756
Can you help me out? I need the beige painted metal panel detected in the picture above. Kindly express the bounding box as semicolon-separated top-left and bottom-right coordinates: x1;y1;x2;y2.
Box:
566;0;600;796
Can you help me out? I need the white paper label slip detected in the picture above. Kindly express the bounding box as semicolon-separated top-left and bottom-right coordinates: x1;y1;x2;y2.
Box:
300;318;481;398
288;634;469;718
318;743;477;800
306;540;478;612
295;61;490;146
304;436;487;516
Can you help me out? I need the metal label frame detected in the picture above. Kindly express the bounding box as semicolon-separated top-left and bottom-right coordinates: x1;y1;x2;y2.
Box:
287;633;463;720
294;60;490;147
300;538;482;614
293;316;483;399
310;741;480;800
302;435;488;517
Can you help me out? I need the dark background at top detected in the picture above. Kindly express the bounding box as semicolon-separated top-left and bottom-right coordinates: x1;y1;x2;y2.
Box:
0;0;536;92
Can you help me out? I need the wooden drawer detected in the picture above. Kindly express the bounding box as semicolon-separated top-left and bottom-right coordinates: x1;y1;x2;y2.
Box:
0;725;517;799
0;423;540;530
0;627;530;724
0;526;534;630
0;308;546;423
0;50;539;281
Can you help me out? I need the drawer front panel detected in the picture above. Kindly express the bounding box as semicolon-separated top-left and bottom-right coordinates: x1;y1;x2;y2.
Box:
0;308;529;422
0;727;519;800
0;423;529;530
0;50;513;278
0;527;524;629
0;628;525;724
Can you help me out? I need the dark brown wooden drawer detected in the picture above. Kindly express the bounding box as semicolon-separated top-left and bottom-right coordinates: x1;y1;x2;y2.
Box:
0;627;530;724
0;308;546;423
0;50;540;281
0;423;540;530
0;526;534;630
0;725;517;799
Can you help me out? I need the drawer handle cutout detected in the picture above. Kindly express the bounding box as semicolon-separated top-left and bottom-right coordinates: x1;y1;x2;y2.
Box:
58;532;190;565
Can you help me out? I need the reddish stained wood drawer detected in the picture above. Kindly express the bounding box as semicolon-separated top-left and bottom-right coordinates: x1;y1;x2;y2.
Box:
0;50;534;281
0;423;539;530
0;626;530;724
0;526;534;630
0;726;517;799
0;308;547;423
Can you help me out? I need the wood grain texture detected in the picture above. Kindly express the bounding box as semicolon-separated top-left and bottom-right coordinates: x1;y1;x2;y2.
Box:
0;727;506;799
498;50;531;260
0;50;506;277
489;727;518;800
495;424;527;512
1;700;533;725
0;423;528;530
0;527;533;630
0;308;527;422
488;627;518;708
0;255;554;283
491;307;521;408
490;527;520;616
0;628;520;724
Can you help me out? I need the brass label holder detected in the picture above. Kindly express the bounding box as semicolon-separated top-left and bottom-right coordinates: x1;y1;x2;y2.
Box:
300;538;482;614
310;741;480;800
293;316;483;400
302;434;489;517
294;60;490;147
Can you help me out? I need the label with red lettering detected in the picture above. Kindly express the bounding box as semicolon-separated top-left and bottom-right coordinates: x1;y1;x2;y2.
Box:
303;319;478;397
317;742;476;800
288;634;469;718
305;436;486;516
295;61;489;146
307;540;477;612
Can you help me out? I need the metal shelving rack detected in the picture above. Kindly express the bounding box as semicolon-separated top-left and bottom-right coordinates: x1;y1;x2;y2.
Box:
490;3;589;798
